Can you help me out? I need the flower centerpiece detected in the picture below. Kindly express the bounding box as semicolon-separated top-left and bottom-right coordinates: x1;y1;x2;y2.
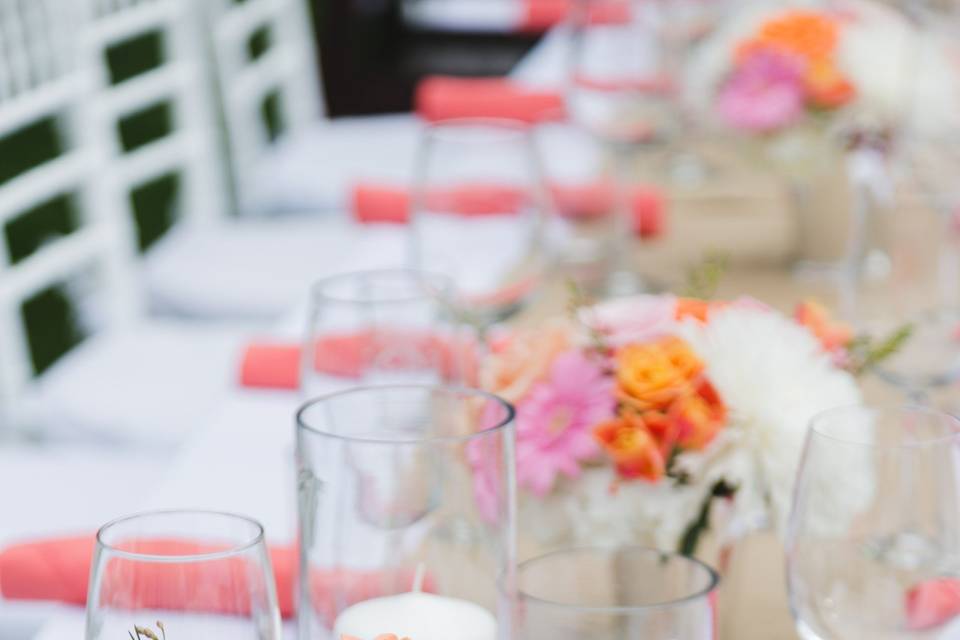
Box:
474;282;909;556
688;0;960;266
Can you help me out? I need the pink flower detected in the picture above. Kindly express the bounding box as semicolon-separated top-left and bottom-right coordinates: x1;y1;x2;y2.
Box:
717;49;807;133
515;351;615;495
581;295;677;347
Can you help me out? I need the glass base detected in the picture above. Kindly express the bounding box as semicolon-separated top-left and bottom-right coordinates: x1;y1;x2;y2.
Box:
604;269;662;297
791;250;892;284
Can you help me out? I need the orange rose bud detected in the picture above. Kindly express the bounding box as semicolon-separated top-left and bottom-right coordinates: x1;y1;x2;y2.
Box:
805;59;856;108
795;299;853;352
594;414;666;482
756;10;839;63
675;298;727;323
669;379;726;451
616;336;704;411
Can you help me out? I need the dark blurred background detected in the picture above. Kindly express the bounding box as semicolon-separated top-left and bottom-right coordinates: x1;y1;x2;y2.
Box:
314;0;540;115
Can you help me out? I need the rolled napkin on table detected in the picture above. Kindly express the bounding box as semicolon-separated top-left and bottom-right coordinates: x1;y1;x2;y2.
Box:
521;0;632;31
239;333;370;390
239;331;466;390
351;181;666;238
0;536;430;622
906;578;960;631
414;76;566;124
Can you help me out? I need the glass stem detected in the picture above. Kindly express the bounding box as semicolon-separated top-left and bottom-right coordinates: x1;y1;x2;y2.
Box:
839;145;881;323
606;144;644;296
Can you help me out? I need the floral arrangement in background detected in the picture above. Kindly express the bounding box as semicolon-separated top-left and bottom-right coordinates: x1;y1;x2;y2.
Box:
341;635;411;640
717;10;855;133
475;267;909;555
688;0;960;140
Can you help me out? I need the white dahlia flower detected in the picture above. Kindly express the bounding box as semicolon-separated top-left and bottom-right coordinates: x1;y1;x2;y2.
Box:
678;307;864;534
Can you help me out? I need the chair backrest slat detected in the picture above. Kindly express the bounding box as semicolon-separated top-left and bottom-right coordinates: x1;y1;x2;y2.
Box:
0;0;139;429
201;0;321;214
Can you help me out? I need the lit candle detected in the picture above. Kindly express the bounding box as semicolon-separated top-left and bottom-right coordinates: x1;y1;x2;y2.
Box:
332;565;498;640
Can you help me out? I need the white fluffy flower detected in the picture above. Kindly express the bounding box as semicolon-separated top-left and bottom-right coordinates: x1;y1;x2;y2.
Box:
678;307;863;534
518;467;708;550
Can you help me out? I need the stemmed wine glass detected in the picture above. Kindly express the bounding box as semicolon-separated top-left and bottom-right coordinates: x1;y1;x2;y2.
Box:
301;268;470;397
787;405;960;639
85;510;281;639
567;0;680;295
872;308;960;405
409;118;551;342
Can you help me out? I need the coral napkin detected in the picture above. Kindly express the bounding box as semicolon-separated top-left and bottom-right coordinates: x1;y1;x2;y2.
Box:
415;76;565;124
0;536;428;621
521;0;632;31
352;184;527;224
239;333;373;390
240;332;465;390
352;181;665;238
907;578;960;630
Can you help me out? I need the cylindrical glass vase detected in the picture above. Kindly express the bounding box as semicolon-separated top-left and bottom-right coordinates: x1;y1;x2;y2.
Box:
296;385;516;640
515;546;718;639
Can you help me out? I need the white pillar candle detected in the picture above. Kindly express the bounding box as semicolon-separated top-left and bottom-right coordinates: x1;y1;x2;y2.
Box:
332;591;498;640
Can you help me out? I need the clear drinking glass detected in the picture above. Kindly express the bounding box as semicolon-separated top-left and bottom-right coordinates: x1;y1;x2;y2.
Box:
786;405;960;639
296;385;516;640
410;118;550;333
515;546;718;639
568;0;678;295
873;308;960;404
85;510;280;639
302;269;468;398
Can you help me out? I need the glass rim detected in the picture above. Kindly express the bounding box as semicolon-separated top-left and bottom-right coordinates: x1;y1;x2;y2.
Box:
95;509;266;563
309;268;454;306
516;545;720;613
809;403;960;448
421;116;535;144
296;383;516;445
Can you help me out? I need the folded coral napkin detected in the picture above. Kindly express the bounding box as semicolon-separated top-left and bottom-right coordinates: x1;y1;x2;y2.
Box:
0;536;428;621
240;332;465;390
907;578;960;630
0;536;304;616
415;76;565;124
239;333;370;390
352;184;526;224
522;0;632;31
352;181;665;238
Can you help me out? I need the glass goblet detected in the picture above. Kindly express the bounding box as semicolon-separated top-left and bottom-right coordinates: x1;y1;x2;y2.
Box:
85;509;281;639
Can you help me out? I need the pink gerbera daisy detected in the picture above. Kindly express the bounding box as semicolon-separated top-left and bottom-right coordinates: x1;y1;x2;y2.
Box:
515;351;615;495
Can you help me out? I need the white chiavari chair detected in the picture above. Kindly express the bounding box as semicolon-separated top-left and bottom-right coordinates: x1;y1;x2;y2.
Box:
140;0;421;320
199;0;320;215
0;0;251;447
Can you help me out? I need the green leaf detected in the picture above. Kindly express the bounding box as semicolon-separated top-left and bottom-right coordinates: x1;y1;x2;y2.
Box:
680;251;729;301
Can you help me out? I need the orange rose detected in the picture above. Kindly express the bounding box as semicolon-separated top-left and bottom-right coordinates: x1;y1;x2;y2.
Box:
481;321;572;403
669;379;726;451
616;336;704;412
795;299;853;352
594;413;666;481
755;11;839;64
804;59;856;108
675;298;726;323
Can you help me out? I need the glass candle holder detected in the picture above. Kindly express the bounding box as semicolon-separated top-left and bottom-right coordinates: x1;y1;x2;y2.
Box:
296;385;516;640
515;546;718;639
302;269;469;398
85;510;281;639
